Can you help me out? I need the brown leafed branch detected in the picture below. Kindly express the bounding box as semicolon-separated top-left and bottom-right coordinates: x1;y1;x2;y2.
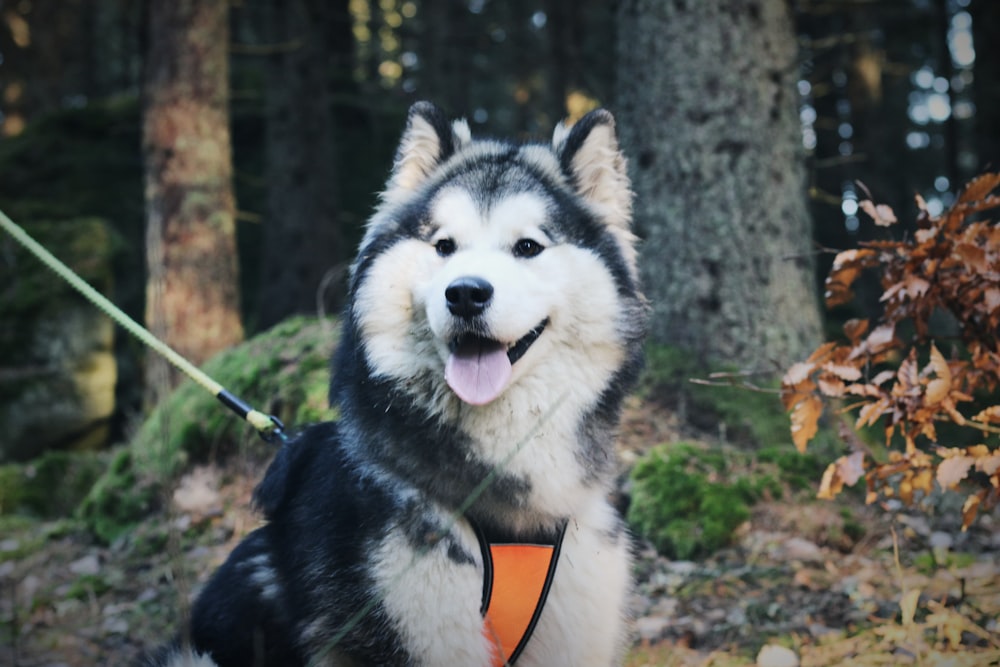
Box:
782;172;1000;530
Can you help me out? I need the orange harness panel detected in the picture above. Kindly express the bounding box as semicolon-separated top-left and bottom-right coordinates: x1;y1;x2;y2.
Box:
476;521;566;667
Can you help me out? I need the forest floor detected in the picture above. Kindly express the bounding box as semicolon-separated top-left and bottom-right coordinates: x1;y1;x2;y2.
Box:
2;397;999;667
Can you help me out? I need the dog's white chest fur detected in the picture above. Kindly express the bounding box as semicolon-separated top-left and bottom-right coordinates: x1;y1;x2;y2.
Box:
370;493;630;667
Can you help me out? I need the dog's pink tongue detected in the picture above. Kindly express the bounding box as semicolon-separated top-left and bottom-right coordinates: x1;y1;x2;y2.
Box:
445;339;512;405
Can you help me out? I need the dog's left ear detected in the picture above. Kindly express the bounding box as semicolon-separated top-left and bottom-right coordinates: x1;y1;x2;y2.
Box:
553;109;633;232
384;101;471;202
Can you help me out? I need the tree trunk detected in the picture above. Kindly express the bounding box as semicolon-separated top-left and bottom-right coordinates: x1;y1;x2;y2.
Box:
616;0;822;372
143;0;243;395
257;0;344;329
417;0;473;115
971;0;1000;173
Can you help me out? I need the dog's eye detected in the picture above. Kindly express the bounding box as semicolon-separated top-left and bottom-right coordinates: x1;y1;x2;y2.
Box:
513;238;544;258
434;238;456;257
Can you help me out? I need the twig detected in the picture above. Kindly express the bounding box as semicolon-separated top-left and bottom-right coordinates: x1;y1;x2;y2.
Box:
688;376;781;395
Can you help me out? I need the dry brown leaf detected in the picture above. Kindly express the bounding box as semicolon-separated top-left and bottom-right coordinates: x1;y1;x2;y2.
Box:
973;405;1000;424
942;398;968;426
962;492;982;530
880;281;905;303
984;287;1000;313
822;362;862;382
806;341;840;364
904;275;930;299
871;369;896;386
924;378;950;404
817;462;842;500
975;452;1000;476
937;455;975;490
911;468;933;495
791;396;822;453
924;345;951;401
859;199;898;226
956;171;1000;204
817;377;846;397
848;323;897;361
856;398;889;428
899;588;921;626
785;171;1000;530
843;318;869;345
953;242;988;274
837;451;866;486
868;323;896;352
782;361;814;387
844;383;883;398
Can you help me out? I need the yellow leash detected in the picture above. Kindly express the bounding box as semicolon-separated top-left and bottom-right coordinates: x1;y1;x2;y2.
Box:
0;208;285;442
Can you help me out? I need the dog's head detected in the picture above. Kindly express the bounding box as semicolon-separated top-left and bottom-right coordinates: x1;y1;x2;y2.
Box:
342;102;646;415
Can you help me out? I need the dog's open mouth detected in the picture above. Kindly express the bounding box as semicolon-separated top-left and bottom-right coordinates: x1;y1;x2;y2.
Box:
445;319;548;406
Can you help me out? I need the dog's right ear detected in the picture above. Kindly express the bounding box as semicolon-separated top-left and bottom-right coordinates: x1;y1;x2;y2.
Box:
383;101;471;201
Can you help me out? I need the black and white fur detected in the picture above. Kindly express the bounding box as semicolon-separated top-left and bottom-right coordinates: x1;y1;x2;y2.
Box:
155;102;647;667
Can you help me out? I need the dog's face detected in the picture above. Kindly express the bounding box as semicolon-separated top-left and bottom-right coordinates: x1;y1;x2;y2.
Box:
349;103;645;415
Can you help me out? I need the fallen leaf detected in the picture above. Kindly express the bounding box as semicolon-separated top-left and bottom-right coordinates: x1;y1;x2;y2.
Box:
900;588;921;626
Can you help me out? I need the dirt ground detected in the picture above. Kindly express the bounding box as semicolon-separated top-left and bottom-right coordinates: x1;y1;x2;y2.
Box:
2;401;999;666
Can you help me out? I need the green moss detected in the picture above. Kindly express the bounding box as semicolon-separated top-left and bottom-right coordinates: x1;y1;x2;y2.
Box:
0;451;105;518
626;437;834;559
628;442;759;559
757;445;825;491
78;316;337;543
64;573;113;601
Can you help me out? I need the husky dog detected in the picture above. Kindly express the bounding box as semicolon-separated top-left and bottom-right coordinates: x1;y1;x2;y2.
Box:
157;102;647;666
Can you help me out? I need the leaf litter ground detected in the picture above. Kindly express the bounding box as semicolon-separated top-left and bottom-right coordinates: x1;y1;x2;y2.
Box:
1;399;998;666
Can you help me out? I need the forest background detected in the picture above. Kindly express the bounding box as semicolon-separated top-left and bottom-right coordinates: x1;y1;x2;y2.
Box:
0;0;998;665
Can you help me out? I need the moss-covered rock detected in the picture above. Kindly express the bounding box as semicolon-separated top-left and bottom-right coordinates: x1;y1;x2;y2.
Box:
79;316;337;543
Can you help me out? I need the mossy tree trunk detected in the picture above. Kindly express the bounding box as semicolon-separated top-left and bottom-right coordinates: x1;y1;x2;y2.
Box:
257;0;345;329
142;0;244;395
616;0;823;373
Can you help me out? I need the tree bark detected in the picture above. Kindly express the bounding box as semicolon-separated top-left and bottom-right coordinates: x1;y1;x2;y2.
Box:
616;0;822;372
257;0;345;329
971;0;1000;173
143;0;243;394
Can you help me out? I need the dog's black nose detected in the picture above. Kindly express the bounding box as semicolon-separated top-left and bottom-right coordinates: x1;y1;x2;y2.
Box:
445;276;493;318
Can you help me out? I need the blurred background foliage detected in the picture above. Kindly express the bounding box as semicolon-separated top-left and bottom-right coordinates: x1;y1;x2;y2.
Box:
0;0;996;455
